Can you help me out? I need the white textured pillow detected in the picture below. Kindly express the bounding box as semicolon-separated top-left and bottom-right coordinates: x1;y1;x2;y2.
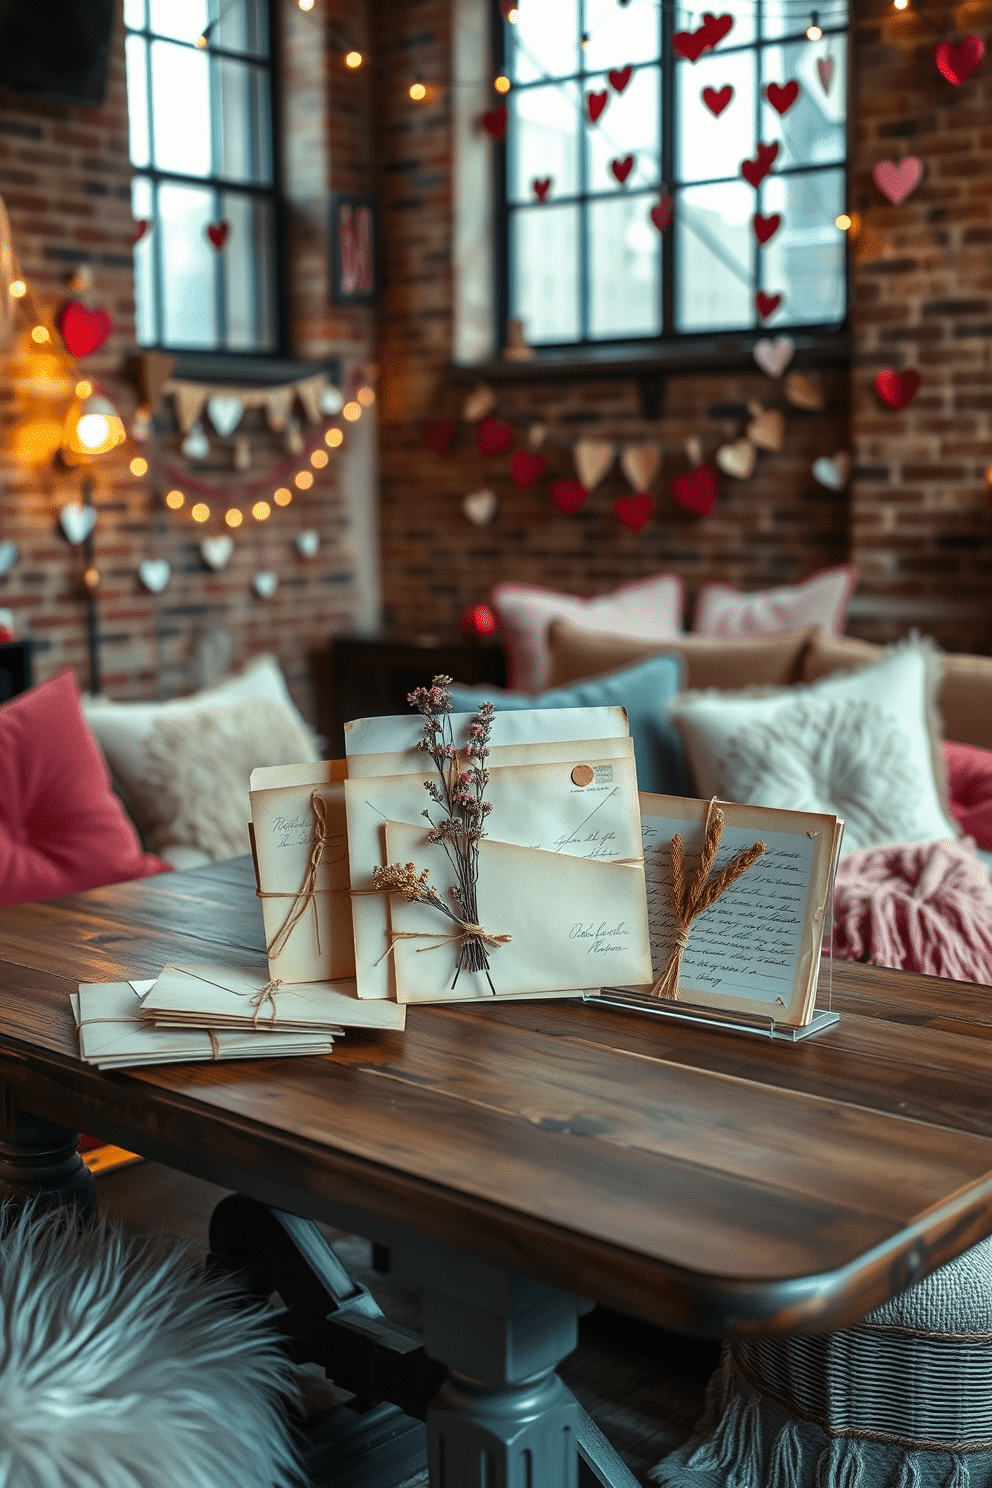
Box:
492;576;684;694
693;565;857;638
667;643;957;854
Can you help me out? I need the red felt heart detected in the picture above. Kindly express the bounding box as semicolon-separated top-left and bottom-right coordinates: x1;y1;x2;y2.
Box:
131;219;150;246
532;177;552;202
611;155;634;184
608;65;633;93
511;450;548;489
482;107;508;140
872;156;924;205
934;35;984;85
756;290;783;320
476;417;514;456
702;84;733;116
423;418;456;455
754;212;781;245
614;492;653;534
672;27;709;61
874;368;922;410
700;12;734;47
549;479;588;516
671;465;718;517
741;141;779;187
765;80;800;114
650;196;674;233
57;300;114;358
207;221;230;250
587;90;608;123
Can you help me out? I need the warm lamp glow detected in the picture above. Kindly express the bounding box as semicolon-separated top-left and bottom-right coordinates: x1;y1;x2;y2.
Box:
274;487;292;506
298;0;314;9
294;470;314;490
409;82;427;101
191;503;210;523
357;385;375;406
10;418;63;467
894;0;908;9
225;508;243;528
65;394;127;457
494;75;511;93
325;428;343;447
806;13;822;37
195;32;208;48
343;401;361;421
75;380;93;398
252;500;271;520
345;50;363;67
507;7;519;21
9;279;25;298
165;489;185;509
835;213;853;231
311;448;329;468
130;456;148;476
31;325;49;344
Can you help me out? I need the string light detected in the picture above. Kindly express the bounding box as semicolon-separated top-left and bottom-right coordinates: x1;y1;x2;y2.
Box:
298;0;314;9
129;456;148;476
274;487;292;506
294;470;314;490
225;508;243;528
8;279;25;298
252;500;271;520
82;566;100;593
357;385;375;406
165;490;184;510
311;448;329;468
195;32;208;47
835;213;852;230
581;31;590;47
325;428;343;447
345;50;362;67
507;7;519;21
894;0;908;8
806;12;822;38
494;75;511;93
191;503;210;523
30;325;49;343
409;82;427;101
343;401;361;421
75;380;93;398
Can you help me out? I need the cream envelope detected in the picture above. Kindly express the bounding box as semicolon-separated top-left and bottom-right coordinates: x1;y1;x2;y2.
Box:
346;734;633;780
383;821;653;1003
346;743;643;1000
344;706;630;761
141;963;406;1031
74;984;336;1069
249;760;354;984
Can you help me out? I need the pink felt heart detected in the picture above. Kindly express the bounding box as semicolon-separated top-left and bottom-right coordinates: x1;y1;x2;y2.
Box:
872;157;924;205
207;221;230;250
700;12;734;47
549;479;588;516
754;212;781;245
611;155;634;184
423;418;456;455
702;84;733;115
934;36;984;85
650;196;674;233
533;177;552;201
672;26;709;61
57;300;114;358
614;492;653;534
476;417;514;456
482;107;508;140
765;80;799;114
511;450;548;489
874;369;921;410
741;141;778;187
608;65;632;93
131;219;150;246
587;90;608;123
671;465;718;517
756;290;783;320
817;56;835;93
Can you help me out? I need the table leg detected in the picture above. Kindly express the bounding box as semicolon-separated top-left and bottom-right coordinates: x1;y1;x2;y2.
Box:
0;1085;95;1217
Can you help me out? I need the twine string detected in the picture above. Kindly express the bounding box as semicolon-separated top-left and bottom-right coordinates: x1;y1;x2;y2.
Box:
259;792;329;959
250;979;283;1029
75;1018;223;1060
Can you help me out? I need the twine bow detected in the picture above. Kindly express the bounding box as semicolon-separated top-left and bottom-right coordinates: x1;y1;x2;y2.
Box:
250;979;283;1028
257;792;330;959
374;922;512;967
652;798;766;1000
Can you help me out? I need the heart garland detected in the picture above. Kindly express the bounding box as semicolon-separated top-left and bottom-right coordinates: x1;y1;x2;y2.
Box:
206;222;230;251
463;385;496;421
671;466;718;517
59;503;97;545
701;13;734;47
511;450;548;489
746;406;785;451
0;541;18;576
753;336;795;377
817;56;835;93
765;80;799;114
873;157;924;205
611;155;634;185
741;141;779;187
550;479;588;516
875;368;921;410
207;394;245;437
702;85;733;116
785;370;825;410
716;439;757;479
533;177;552;202
476;417;514;456
131;220;151;246
587;91;608;123
671;26;710;61
650;196;674;232
423;418;456;454
608;65;632;93
756;291;783;320
463;489;498;525
482;107;508;140
620;443;660;491
614;492;653;533
138;558;171;594
812;452;852;490
573;438;614;490
58;300;114;358
754;212;781;245
181;424;211;460
200;535;233;571
295;530;321;557
253;571;278;600
934;36;984;85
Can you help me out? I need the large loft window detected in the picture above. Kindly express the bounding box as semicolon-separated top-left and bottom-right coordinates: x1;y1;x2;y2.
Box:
125;0;279;353
502;0;848;347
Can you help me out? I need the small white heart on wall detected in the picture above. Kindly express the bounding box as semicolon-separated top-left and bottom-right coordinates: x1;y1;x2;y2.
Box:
59;503;97;545
715;439;757;479
812;452;852;490
463;488;498;526
319;384;344;415
139;558;171;594
253;571;278;599
207;395;244;438
181;423;211;459
200;535;233;571
0;541;19;576
753;336;795;378
295;530;320;558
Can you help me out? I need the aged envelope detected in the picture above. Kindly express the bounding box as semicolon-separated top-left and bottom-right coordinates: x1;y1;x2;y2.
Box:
383;820;653;1003
346;743;642;1000
141;963;406;1031
250;760;354;984
344;706;631;761
346;734;633;780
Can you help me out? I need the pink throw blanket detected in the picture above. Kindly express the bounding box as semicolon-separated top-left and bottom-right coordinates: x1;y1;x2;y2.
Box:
833;837;992;982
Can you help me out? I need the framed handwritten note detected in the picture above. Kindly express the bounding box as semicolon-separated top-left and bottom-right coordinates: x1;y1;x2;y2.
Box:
635;794;843;1027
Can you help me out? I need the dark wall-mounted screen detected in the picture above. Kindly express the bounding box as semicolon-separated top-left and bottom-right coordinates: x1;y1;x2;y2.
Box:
0;0;114;107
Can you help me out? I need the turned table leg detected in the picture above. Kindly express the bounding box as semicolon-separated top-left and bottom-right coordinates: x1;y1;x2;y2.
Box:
0;1083;95;1218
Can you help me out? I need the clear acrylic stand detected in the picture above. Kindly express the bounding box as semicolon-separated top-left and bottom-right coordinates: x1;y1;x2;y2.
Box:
583;986;840;1043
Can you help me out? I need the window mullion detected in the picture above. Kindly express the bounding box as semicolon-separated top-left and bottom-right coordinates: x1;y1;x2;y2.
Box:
578;0;589;344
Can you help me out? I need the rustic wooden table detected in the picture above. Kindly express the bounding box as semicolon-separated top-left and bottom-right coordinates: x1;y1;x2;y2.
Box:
3;858;992;1488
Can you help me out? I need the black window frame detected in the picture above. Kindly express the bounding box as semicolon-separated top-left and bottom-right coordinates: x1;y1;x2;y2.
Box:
495;1;850;355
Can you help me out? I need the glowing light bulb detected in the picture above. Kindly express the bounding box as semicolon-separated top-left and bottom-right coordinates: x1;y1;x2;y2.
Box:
409;82;427;101
311;448;329;468
9;279;25;298
252;500;271;520
195;32;208;47
835;213;852;231
325;428;343;447
165;489;185;509
894;0;908;9
507;7;519;21
294;470;314;490
75;380;93;398
130;456;148;476
191;502;210;523
31;325;49;343
494;75;511;93
357;385;375;406
225;508;243;528
298;0;314;9
581;31;590;48
274;487;292;506
345;50;362;67
806;13;822;38
343;401;361;421
70;395;126;455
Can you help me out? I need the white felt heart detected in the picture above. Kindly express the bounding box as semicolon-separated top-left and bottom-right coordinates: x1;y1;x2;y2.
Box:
319;384;344;416
200;535;233;571
716;439;757;479
138;558;171;594
181;423;211;459
462;385;496;422
812;452;852;490
295;530;320;558
753;336;795;378
0;540;18;576
620;443;661;491
573;438;614;491
253;570;278;599
746;407;785;452
207;394;244;438
463;488;498;526
59;502;97;545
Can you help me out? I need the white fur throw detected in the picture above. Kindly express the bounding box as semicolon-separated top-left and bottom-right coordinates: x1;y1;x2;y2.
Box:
0;1204;301;1488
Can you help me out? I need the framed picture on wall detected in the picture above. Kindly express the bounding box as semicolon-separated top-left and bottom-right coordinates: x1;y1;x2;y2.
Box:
329;194;377;305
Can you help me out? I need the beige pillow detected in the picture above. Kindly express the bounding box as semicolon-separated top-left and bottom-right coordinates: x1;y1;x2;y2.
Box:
802;629;992;751
548;620;815;692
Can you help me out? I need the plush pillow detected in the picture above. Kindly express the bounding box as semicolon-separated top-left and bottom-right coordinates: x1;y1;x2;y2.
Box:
83;655;320;866
692;564;858;639
0;671;169;908
667;643;957;854
449;653;690;796
944;741;992;848
803;629;992;753
547;620;814;692
491;575;684;694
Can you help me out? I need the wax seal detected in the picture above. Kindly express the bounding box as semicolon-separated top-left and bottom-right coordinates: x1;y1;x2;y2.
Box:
571;764;594;787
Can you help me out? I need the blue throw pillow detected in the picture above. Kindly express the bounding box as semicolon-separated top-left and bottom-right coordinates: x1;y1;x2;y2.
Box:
449;654;689;797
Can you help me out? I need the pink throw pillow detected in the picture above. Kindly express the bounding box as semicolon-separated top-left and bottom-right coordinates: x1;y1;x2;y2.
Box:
491;576;684;694
944;740;992;849
693;565;858;639
0;670;171;908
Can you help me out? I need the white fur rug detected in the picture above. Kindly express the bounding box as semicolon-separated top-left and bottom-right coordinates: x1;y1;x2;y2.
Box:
0;1203;301;1488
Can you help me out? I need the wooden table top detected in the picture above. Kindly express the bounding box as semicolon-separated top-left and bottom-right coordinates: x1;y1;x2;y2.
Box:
3;858;992;1338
